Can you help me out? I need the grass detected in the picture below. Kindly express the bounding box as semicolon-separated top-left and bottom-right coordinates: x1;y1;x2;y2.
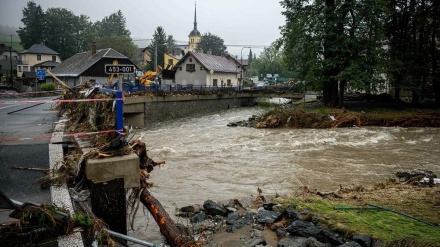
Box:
275;183;440;246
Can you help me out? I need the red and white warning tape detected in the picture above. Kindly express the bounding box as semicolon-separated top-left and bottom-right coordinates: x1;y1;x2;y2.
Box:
0;90;62;95
0;129;124;143
0;98;123;104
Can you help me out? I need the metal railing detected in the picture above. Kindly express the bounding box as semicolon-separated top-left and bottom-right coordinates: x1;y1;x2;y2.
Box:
104;83;295;94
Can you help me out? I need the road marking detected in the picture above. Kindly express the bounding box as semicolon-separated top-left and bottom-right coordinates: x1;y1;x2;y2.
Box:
0;105;18;110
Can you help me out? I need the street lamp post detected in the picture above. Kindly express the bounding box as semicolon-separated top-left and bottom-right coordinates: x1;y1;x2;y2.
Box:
240;47;251;89
9;35;13;86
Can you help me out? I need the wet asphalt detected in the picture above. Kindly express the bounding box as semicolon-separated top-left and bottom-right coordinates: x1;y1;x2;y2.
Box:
0;95;59;222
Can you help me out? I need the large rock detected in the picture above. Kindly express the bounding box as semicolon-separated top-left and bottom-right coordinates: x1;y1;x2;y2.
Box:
256;209;282;224
316;227;344;246
286;220;321;237
286;220;344;246
306;237;331;247
226;211;240;225
190;212;206;223
352;235;372;247
337;242;362;247
203;199;228;216
277;236;308;247
285;204;300;220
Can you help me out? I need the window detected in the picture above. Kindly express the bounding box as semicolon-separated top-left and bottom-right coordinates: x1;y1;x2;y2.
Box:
52;55;56;61
37;54;41;61
186;64;195;72
14;56;18;60
18;66;22;72
227;79;231;86
168;59;173;65
179;67;182;71
213;79;218;86
23;66;29;71
189;58;192;62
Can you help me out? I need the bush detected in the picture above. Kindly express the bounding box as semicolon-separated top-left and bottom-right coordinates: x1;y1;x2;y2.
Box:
40;83;56;91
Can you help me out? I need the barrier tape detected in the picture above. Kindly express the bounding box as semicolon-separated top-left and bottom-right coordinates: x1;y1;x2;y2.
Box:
0;98;124;104
0;129;124;143
0;90;62;95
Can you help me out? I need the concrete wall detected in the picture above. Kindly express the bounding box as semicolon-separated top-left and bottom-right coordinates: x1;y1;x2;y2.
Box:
144;97;251;127
123;94;255;129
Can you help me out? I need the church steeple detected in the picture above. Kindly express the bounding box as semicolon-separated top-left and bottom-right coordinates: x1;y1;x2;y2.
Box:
193;1;197;31
188;1;201;51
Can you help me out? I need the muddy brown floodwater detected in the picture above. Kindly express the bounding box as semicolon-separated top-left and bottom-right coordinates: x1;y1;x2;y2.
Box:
127;107;440;245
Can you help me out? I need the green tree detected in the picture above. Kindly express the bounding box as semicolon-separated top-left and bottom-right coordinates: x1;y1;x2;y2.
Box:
197;32;227;56
280;0;388;107
145;26;167;71
17;1;45;49
95;34;137;58
386;0;439;105
251;44;284;80
94;10;131;38
165;35;176;53
76;15;97;52
44;8;89;59
92;11;137;59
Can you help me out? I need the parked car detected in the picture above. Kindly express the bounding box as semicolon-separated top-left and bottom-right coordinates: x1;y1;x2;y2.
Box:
256;82;269;88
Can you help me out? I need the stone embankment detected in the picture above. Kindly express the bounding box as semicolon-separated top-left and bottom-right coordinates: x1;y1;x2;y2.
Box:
176;197;374;247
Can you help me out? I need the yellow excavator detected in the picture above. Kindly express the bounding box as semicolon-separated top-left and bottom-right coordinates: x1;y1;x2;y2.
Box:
137;66;162;86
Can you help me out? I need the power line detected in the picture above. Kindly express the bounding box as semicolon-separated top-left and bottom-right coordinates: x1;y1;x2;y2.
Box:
132;38;268;49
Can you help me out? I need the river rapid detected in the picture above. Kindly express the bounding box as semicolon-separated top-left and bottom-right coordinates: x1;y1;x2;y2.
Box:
129;107;440;243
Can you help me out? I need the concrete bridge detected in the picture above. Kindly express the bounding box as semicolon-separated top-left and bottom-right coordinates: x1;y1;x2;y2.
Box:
123;92;303;128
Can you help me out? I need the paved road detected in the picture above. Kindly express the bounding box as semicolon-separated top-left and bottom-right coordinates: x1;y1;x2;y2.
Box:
0;96;59;222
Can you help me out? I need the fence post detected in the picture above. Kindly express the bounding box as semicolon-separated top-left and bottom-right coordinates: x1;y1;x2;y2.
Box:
115;91;123;133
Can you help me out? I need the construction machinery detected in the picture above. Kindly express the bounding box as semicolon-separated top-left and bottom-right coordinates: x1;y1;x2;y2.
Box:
136;66;162;86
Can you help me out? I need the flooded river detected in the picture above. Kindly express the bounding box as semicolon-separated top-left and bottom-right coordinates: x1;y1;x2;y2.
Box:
128;107;440;244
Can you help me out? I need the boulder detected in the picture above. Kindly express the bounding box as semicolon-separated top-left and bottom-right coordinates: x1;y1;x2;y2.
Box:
338;241;362;247
203;199;227;216
352;235;372;247
285;204;300;220
190;212;206;223
286;220;321;237
226;211;239;225
278;236;308;247
256;209;282;224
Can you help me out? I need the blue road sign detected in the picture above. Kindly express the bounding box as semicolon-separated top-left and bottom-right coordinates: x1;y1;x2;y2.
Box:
36;69;46;81
36;69;46;76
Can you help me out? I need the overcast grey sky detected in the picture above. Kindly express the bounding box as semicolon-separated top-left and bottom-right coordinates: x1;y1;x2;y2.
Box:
0;0;286;57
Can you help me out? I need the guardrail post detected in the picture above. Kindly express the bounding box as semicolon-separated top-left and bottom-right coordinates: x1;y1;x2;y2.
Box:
115;91;123;133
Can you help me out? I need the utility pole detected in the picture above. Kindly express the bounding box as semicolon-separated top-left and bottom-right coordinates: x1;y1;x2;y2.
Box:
154;43;157;69
240;47;250;89
9;35;13;86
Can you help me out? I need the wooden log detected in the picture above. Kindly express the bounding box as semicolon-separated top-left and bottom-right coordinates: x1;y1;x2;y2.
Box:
140;188;196;247
317;191;343;198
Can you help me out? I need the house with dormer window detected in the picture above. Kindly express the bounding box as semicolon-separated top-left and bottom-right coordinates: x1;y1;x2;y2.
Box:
17;44;61;78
